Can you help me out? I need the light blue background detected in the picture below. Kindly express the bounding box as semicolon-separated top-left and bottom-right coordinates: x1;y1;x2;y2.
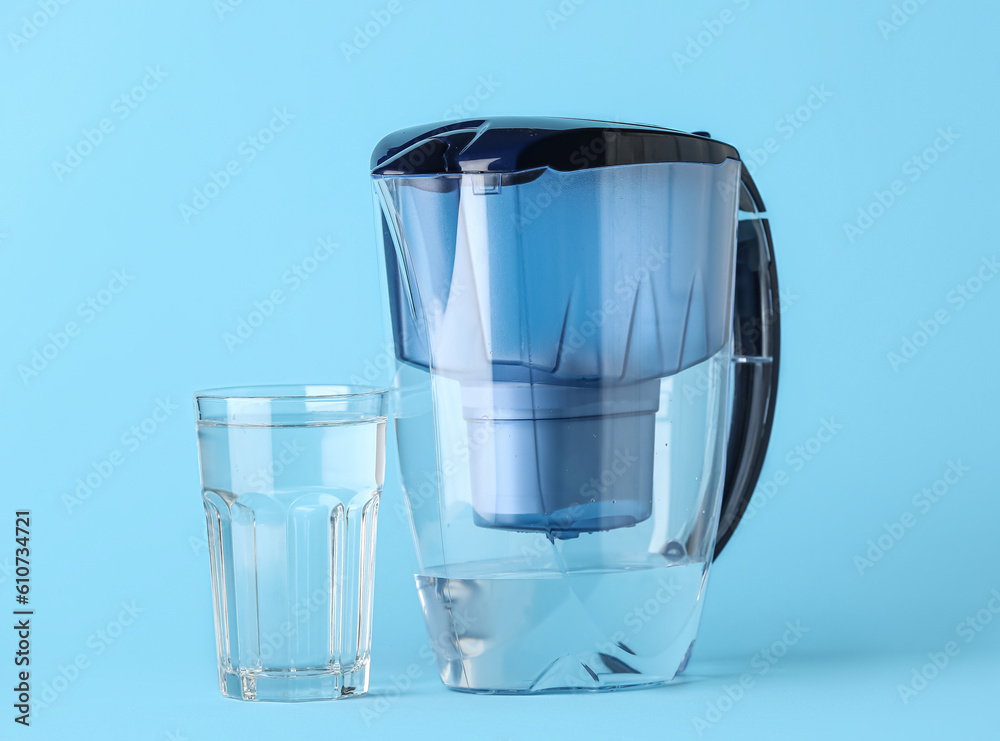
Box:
3;0;999;738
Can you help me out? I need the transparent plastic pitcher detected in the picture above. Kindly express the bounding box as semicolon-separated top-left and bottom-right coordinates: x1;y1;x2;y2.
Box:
371;118;780;693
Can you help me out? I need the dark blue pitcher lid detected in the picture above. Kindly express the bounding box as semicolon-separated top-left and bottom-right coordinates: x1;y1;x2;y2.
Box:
371;116;740;176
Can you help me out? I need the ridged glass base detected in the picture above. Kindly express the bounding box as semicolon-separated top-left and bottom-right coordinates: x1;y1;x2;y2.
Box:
220;663;370;702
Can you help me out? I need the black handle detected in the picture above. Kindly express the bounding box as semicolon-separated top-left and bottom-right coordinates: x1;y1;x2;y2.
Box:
713;167;781;558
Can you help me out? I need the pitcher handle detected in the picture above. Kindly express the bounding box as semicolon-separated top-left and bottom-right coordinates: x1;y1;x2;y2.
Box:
714;166;781;557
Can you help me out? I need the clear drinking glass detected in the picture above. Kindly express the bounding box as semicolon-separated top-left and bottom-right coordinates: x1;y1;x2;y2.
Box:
194;385;387;701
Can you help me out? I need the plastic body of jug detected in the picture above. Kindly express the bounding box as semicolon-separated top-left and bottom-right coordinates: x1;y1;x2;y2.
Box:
372;118;779;693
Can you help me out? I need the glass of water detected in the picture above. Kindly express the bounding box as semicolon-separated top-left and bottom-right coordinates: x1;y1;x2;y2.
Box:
194;385;387;701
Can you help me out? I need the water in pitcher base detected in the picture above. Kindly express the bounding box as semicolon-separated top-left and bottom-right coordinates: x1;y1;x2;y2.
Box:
416;559;707;694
